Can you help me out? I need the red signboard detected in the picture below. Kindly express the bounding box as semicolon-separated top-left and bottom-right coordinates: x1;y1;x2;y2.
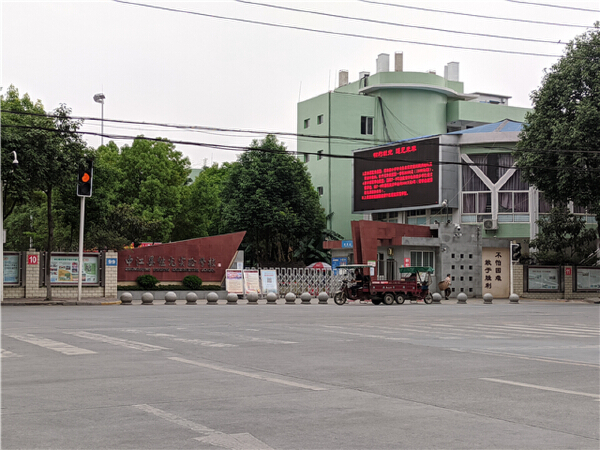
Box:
404;258;411;267
565;267;572;276
117;232;245;284
28;255;39;265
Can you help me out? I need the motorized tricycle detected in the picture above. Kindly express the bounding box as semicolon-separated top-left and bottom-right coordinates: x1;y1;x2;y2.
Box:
334;265;434;305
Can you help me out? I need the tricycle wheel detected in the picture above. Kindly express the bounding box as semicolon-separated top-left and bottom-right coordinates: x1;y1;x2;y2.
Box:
371;298;382;305
382;293;395;305
395;295;405;305
423;293;433;304
334;292;346;305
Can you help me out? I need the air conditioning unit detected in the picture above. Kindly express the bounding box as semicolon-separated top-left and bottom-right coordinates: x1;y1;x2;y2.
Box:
483;219;498;231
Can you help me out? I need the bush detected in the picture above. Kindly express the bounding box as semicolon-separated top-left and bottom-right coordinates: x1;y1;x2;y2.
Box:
136;274;159;290
182;275;203;290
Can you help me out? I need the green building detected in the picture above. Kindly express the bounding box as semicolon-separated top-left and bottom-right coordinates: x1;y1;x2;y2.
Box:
297;53;530;239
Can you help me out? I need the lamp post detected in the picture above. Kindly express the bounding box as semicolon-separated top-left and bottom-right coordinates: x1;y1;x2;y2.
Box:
93;93;105;147
1;151;19;301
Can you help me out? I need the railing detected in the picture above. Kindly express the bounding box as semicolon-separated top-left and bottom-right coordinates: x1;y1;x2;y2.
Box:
268;268;345;297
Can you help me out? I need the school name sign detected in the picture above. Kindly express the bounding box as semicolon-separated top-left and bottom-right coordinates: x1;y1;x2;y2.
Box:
117;232;245;284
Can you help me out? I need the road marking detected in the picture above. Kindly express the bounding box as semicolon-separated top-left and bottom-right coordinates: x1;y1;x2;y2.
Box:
481;378;600;400
1;348;22;358
121;329;237;347
64;331;169;352
168;357;327;391
133;404;274;450
322;328;409;341
3;333;95;355
452;348;598;367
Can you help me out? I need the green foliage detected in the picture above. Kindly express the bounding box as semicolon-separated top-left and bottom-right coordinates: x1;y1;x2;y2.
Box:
220;135;326;265
136;274;159;290
529;206;598;265
182;275;203;290
514;25;600;228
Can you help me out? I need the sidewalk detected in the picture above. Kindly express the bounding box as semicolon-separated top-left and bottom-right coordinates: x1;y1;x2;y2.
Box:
2;297;598;306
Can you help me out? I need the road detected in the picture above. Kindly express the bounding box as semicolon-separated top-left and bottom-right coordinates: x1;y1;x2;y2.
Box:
2;301;599;449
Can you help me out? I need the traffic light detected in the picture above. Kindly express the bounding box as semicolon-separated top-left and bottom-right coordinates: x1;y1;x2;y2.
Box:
77;159;93;197
511;243;522;262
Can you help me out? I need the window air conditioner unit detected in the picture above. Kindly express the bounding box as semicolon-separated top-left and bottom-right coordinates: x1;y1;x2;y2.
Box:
483;219;498;230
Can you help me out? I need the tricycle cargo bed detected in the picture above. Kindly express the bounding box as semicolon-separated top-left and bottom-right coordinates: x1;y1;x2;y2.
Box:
371;280;419;291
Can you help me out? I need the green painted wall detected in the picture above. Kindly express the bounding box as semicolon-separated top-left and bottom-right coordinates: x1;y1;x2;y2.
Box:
447;101;529;124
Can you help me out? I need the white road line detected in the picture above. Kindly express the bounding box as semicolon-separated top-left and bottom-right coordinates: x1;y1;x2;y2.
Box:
321;329;409;341
133;404;274;450
168;357;327;391
121;329;237;347
64;331;169;352
450;348;599;367
1;348;22;358
481;378;600;400
3;333;96;355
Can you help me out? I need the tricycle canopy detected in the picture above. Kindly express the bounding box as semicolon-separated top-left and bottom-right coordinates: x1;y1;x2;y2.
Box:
398;266;434;274
336;264;373;270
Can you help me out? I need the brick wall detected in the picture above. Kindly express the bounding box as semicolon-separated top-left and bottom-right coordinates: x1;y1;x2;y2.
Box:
514;264;599;300
3;251;118;300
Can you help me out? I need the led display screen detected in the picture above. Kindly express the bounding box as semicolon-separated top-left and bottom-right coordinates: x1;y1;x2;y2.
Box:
353;137;440;212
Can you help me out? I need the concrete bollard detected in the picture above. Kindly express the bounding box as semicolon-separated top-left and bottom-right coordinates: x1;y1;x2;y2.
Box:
186;292;198;305
206;291;219;305
318;292;329;304
509;293;520;304
457;292;468;304
431;293;442;304
141;292;154;305
483;293;493;304
164;291;177;305
300;292;312;304
226;293;238;305
285;292;296;304
247;292;259;304
266;292;278;304
120;292;133;305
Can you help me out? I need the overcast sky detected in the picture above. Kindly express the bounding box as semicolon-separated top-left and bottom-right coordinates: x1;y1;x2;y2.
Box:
2;1;599;167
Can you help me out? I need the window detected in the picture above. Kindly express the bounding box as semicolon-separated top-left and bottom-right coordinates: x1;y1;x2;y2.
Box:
304;118;310;129
317;186;323;196
410;251;434;269
317;150;323;160
372;211;398;223
407;209;427;225
361;116;373;135
317;115;323;125
304;154;310;163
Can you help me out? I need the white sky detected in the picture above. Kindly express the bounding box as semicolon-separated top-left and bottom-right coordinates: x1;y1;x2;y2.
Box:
2;1;599;167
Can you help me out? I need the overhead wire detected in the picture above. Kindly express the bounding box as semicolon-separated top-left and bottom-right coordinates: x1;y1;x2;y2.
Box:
359;0;594;28
504;0;600;13
235;0;566;45
111;0;564;58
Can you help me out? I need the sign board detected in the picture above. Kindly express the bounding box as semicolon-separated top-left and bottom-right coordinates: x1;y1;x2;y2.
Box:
106;258;118;267
576;267;600;290
353;137;440;212
482;248;510;298
528;267;559;290
404;257;411;267
332;257;348;275
50;255;99;285
225;270;244;294
3;254;20;284
261;269;278;294
341;240;353;248
28;255;39;265
565;267;572;276
243;270;261;294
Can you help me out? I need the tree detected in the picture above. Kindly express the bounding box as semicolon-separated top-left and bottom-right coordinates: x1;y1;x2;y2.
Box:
221;135;326;266
514;24;600;231
171;163;230;241
529;206;598;266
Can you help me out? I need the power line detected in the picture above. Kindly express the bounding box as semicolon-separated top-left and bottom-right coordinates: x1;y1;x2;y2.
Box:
359;0;593;28
112;0;563;58
505;0;600;13
4;123;600;173
5;109;600;156
236;0;564;45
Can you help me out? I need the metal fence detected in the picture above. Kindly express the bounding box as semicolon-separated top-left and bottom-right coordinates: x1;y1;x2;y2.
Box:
268;268;346;297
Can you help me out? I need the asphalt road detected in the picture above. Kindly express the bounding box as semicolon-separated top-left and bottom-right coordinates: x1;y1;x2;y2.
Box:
2;301;599;450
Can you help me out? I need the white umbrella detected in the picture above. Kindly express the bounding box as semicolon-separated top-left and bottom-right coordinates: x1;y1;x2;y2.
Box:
307;262;332;270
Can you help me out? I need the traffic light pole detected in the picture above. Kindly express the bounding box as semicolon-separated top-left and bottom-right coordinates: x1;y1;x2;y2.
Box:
78;196;85;302
510;240;514;296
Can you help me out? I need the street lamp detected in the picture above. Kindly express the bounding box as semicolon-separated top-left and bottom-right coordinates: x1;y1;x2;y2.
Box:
93;93;105;147
1;151;19;301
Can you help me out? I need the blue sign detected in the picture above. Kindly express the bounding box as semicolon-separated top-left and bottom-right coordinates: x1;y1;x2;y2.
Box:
106;258;118;267
332;257;348;275
342;240;353;248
